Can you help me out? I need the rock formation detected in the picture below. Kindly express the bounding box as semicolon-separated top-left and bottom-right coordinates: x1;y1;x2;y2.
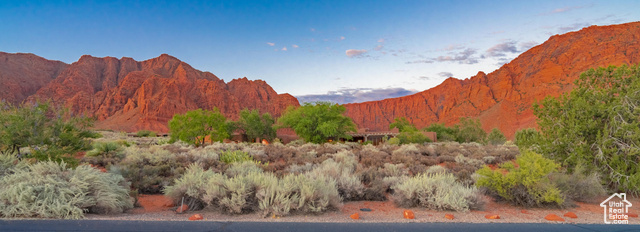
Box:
0;52;68;105
0;53;298;132
343;22;640;139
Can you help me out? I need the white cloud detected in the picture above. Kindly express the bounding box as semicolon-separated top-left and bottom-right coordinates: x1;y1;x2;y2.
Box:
374;45;384;51
340;36;345;40
310;28;316;32
345;49;368;58
292;44;299;48
267;42;275;46
282;46;287;51
486;41;519;57
406;48;479;64
438;72;453;78
378;38;385;43
296;87;418;104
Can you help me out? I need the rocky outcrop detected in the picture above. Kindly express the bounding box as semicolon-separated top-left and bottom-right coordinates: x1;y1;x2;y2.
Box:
7;53;299;132
0;52;68;105
344;22;640;139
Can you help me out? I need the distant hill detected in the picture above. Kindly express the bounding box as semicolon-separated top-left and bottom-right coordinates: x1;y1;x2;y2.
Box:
343;22;640;139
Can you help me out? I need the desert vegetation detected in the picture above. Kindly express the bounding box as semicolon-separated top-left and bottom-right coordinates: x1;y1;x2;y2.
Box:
0;64;637;220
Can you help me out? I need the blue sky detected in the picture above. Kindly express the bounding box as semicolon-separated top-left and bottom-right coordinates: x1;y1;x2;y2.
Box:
1;0;638;104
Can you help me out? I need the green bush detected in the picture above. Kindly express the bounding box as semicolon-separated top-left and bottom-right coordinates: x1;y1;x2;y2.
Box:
115;146;185;193
475;150;565;207
220;150;253;164
396;131;432;144
514;128;540;150
454;117;487;144
0;162;132;219
391;172;483;212
424;123;458;142
83;142;125;167
136;130;157;137
0;101;94;166
533;64;640;194
487;128;507;145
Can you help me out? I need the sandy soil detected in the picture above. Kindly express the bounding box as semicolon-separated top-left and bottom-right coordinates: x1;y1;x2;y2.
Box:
86;195;640;224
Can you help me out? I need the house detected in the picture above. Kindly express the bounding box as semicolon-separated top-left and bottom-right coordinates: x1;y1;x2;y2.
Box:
600;193;632;224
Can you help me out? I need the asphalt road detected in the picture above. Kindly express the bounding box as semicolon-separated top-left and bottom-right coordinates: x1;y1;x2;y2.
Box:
1;220;639;232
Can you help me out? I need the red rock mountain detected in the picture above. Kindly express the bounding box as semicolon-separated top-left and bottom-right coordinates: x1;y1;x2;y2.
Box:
0;52;68;105
344;22;640;139
0;53;298;132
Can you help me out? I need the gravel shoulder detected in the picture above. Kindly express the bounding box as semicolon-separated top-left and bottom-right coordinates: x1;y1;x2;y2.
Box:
85;195;640;224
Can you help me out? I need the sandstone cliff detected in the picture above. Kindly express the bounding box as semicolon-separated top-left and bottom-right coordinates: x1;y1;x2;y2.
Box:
3;54;300;132
343;22;640;139
0;52;68;105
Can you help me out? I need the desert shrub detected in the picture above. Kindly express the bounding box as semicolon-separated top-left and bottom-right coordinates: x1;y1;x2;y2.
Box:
116;145;185;193
482;156;497;164
165;163;341;216
424;165;447;174
219;150;253;164
306;151;365;201
453;118;487;144
475;150;565;207
0;154;27;177
436;155;456;163
454;154;484;169
420;145;437;156
386;137;401;145
549;165;606;203
136;130;157;137
0;101;94;166
391;172;483;212
357;145;391;168
0;162;132;219
83;142;125;167
487;128;507;145
164;163;218;211
397;131;432;144
285;163;314;174
225;161;264;177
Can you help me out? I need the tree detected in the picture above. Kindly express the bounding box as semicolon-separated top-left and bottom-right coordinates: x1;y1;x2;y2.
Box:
454;117;486;143
389;117;431;144
237;109;276;142
0;101;95;165
168;108;229;146
424;123;458;142
277;102;356;144
487;128;507;145
389;117;416;132
533;64;640;193
514;128;541;150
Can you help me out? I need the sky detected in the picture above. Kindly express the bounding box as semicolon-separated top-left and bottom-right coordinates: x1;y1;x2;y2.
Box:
1;0;639;104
